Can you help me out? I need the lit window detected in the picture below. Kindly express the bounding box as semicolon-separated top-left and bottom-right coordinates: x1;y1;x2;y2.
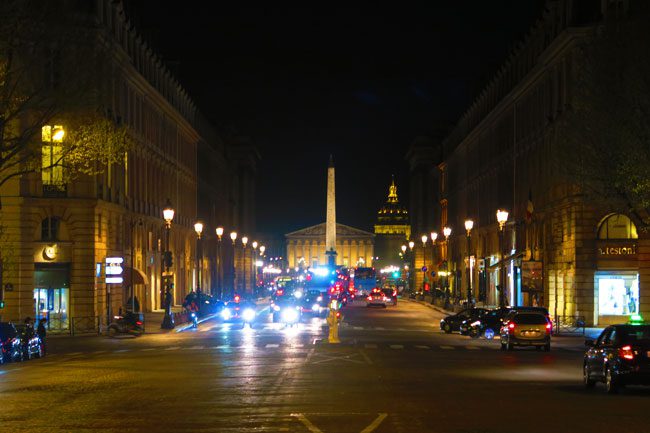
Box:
41;125;65;187
597;214;638;240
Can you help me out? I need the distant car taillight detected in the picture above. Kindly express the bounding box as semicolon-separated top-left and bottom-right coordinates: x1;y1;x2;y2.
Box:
545;323;551;333
367;296;372;301
508;322;515;333
136;321;143;326
619;345;635;360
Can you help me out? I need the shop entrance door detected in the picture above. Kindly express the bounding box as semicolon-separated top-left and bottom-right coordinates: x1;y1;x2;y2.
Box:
34;264;70;330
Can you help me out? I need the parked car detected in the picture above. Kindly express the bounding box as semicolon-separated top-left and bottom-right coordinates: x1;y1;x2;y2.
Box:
583;323;650;394
440;308;486;334
500;312;551;351
0;322;24;363
14;324;44;360
463;308;507;338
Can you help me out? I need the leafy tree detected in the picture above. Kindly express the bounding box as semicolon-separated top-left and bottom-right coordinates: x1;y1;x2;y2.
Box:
0;0;134;196
558;7;650;230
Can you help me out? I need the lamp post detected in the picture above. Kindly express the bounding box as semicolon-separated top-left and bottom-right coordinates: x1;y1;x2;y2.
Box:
259;245;266;289
161;199;175;329
241;236;248;294
215;227;224;299
230;231;237;299
194;221;203;293
421;235;428;296
252;241;258;296
464;219;474;307
496;209;509;307
430;232;438;303
443;226;452;299
400;244;407;289
408;241;415;293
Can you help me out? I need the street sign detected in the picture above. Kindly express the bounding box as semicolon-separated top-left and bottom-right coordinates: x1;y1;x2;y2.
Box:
105;256;124;284
430;271;436;277
421;266;428;272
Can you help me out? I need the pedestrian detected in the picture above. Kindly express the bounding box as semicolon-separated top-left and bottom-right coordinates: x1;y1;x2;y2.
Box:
37;318;47;355
24;316;33;329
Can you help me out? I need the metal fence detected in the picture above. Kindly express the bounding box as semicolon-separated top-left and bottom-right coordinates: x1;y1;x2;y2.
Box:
45;317;69;334
553;315;586;335
71;316;100;336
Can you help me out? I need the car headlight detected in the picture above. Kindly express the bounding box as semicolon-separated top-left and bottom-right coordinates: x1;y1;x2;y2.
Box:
273;305;281;311
221;309;232;320
312;304;321;312
316;296;323;302
294;291;303;299
470;320;481;327
242;308;255;322
281;308;299;322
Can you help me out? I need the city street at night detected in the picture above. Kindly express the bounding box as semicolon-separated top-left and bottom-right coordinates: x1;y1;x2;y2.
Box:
1;300;648;433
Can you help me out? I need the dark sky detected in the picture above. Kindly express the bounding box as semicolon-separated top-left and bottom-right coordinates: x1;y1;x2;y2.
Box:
135;1;546;237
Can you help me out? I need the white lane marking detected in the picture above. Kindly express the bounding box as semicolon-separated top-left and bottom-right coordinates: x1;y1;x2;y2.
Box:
165;346;180;351
465;346;480;350
265;344;279;348
291;413;323;433
364;344;377;349
353;326;363;330
92;350;107;354
414;345;430;350
141;348;155;352
214;345;230;349
113;349;129;353
440;345;455;350
292;344;304;348
360;413;388;433
389;345;404;349
374;327;385;330
188;345;205;350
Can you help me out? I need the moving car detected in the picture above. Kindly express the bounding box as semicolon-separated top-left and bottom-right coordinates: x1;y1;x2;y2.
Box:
440;308;486;334
366;288;389;308
0;322;24;363
463;308;506;339
583;323;650;394
500;312;551;351
271;296;303;325
300;290;328;318
381;288;398;306
500;306;553;333
221;298;257;325
14;324;44;360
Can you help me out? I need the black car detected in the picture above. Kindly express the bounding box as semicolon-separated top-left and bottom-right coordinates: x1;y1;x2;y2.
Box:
15;324;44;360
462;308;507;338
584;324;650;394
300;290;328;318
271;296;303;324
440;308;486;334
0;322;24;363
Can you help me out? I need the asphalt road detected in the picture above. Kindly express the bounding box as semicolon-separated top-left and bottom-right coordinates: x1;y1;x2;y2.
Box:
1;300;648;433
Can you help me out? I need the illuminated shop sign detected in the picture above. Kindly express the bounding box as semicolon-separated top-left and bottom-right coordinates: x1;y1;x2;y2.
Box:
597;243;636;257
105;256;124;284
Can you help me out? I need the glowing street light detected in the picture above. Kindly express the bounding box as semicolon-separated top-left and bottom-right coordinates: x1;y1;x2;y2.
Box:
230;231;237;245
496;209;509;231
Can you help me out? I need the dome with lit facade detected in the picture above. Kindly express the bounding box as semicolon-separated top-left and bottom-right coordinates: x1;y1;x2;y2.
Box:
375;177;409;229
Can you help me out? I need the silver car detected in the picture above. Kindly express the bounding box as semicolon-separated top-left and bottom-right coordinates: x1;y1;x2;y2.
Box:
500;312;551;351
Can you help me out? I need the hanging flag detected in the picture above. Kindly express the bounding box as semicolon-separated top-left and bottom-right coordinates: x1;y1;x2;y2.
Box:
526;189;534;223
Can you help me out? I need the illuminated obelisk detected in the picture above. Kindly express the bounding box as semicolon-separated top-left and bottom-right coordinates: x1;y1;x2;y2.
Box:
325;155;337;268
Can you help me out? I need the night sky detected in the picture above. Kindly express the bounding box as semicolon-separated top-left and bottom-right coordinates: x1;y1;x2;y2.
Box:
134;1;546;237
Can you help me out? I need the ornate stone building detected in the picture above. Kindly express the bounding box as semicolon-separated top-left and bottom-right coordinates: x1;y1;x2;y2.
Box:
409;0;649;325
373;178;410;272
286;223;375;269
0;0;254;330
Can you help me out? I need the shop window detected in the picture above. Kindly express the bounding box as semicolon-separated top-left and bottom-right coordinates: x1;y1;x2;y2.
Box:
597;214;638;239
596;272;639;316
42;125;66;196
41;217;60;241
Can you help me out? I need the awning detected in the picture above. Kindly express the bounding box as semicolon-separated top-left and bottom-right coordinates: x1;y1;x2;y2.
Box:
487;251;525;270
122;266;146;286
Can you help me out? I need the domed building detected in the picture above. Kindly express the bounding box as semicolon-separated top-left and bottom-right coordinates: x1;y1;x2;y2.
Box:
373;177;411;273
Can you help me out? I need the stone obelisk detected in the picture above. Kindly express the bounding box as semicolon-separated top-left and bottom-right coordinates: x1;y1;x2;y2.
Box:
325;155;337;268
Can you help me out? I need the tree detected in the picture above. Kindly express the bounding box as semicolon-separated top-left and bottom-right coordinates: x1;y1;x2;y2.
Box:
557;6;650;230
0;0;134;198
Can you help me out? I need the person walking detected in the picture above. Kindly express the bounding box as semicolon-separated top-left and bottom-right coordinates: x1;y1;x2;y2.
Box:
37;318;47;356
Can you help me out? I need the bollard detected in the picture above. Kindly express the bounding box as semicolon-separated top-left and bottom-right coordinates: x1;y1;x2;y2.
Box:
326;300;341;343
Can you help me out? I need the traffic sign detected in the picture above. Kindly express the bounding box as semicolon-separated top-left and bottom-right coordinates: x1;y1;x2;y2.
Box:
421;266;428;272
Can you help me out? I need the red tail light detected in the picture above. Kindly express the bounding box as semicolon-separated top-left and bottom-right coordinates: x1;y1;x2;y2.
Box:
508;322;515;333
367;296;372;301
545;322;551;333
619;345;634;360
135;321;143;326
234;295;241;302
336;312;341;318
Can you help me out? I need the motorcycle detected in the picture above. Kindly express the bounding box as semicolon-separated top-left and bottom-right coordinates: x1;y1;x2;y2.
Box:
190;311;199;328
108;312;144;337
241;307;256;328
468;319;496;340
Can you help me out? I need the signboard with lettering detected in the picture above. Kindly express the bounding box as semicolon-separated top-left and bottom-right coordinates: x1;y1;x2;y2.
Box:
105;257;124;284
597;242;637;259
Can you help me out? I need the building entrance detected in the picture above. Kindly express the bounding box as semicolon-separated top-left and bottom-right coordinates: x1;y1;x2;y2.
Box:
34;264;70;330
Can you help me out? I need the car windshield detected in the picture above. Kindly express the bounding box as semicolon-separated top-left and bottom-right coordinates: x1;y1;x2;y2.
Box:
513;313;547;324
617;325;650;344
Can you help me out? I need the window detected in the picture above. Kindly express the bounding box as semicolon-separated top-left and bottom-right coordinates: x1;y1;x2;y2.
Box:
41;217;60;241
41;125;65;187
598;214;638;239
596;272;639;316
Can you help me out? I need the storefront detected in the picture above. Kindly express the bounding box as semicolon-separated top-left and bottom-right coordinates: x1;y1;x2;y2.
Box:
33;243;71;330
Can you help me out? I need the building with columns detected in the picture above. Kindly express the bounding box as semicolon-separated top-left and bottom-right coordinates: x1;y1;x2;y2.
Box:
408;0;649;326
286;223;375;269
373;178;411;272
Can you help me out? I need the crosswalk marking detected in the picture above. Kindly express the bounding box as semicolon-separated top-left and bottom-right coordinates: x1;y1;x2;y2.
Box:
440;345;455;350
374;327;385;330
389;345;404;349
214;345;230;349
141;348;155;351
265;344;279;348
165;346;180;351
188;345;205;350
465;346;480;350
414;345;430;350
113;349;129;353
354;326;363;330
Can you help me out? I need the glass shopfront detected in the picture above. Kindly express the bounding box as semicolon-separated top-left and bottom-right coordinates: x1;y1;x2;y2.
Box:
596;271;639;317
34;264;70;330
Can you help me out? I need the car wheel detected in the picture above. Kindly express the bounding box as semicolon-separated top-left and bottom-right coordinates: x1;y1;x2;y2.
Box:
583;364;596;388
605;367;619;394
469;329;479;339
544;343;551;352
443;323;452;334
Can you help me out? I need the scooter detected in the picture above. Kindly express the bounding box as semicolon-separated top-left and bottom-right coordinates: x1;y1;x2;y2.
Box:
107;312;144;337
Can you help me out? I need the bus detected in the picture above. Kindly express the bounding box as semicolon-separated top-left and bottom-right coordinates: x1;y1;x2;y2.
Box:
353;267;377;296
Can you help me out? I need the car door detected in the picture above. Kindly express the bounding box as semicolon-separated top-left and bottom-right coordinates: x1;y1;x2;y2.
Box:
589;327;613;379
452;310;469;328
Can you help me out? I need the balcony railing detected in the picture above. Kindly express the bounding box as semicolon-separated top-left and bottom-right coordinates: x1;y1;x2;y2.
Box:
42;184;67;198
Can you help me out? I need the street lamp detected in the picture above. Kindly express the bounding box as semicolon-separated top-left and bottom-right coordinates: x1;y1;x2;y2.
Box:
496;209;509;306
252;241;258;295
194;221;203;293
464;219;474;306
430;232;438;304
215;227;224;299
443;226;452;299
161;199;175;329
241;236;248;294
229;231;237;298
421;235;428;295
259;245;266;289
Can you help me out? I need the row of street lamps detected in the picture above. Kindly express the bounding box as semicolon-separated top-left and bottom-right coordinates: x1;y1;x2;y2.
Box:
160;199;267;329
398;209;510;307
